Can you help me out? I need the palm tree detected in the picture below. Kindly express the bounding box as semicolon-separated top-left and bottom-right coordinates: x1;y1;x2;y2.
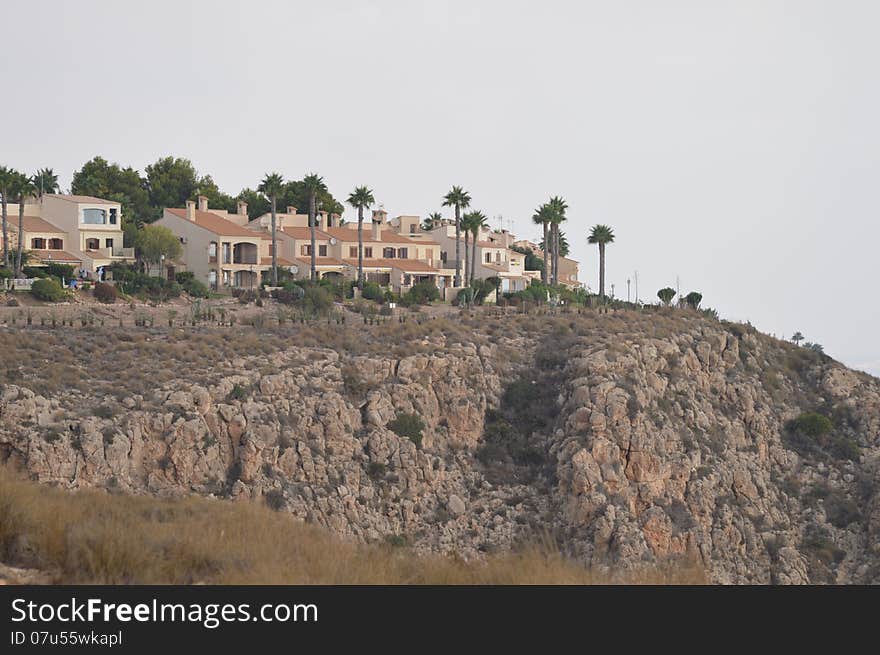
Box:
12;173;36;277
347;186;375;289
588;224;615;300
0;166;15;269
442;186;471;287
302;173;327;282
790;331;805;347
531;204;552;284
466;210;488;285
258;172;285;286
541;230;569;258
461;212;472;285
32;168;59;199
547;196;568;285
422;211;442;232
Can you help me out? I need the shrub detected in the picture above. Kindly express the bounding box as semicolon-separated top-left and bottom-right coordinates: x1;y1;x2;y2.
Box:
271;284;305;305
657;287;676;305
176;272;209;298
788;413;832;439
387;413;425;448
93;282;118;304
0;267;11;279
44;263;75;280
404;281;440;305
31;278;66;302
361;282;383;301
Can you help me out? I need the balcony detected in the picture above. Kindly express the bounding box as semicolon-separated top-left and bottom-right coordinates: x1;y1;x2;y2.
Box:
86;247;134;259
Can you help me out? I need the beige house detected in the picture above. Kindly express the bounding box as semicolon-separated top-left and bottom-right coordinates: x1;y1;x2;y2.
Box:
2;194;134;273
157;197;287;289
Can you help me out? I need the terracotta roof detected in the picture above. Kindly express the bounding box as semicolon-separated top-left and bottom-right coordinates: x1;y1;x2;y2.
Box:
280;226;333;241
324;226;439;246
260;257;293;267
342;258;439;273
166;208;258;237
481;263;509;272
5;215;65;233
47;194;118;205
31;250;82;263
292;256;347;267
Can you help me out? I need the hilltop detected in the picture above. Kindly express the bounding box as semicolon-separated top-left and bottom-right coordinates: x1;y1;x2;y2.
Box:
1;307;878;583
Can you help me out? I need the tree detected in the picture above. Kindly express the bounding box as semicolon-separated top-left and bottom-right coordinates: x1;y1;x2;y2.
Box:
422;212;442;231
71;156;151;243
135;224;182;275
302;173;328;281
258;172;285;286
657;287;676;306
790;331;805;346
463;210;488;285
144;156;199;216
531;204;553;284
540;230;569;257
280;178;344;217
804;342;824;354
12;173;36;276
0;166;16;268
547;196;568;285
347;186;375;289
442;186;471;287
32;168;59;198
510;244;544;272
196;175;237;214
235;188;271;220
685;291;703;309
588;224;615;299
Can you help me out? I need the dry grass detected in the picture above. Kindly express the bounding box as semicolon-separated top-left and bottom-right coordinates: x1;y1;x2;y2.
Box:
0;468;704;585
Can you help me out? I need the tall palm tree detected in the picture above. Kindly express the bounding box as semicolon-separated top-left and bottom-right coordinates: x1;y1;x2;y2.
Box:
347;186;375;289
531;204;552;285
32;168;59;199
258;172;285;286
0;166;15;269
422;211;442;232
302;173;327;282
588;224;615;300
466;210;488;284
547;196;568;285
442;186;471;287
12;173;36;277
460;212;475;284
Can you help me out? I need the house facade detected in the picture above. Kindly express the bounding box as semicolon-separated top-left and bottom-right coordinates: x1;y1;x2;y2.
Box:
1;194;134;273
157;197;285;289
512;239;581;288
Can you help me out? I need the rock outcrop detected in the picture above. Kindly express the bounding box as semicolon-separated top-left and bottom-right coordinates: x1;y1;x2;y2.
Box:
2;314;878;583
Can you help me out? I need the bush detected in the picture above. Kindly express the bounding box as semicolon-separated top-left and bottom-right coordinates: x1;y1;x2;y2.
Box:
788;413;832;439
404;281;440;305
387;413;425;448
93;282;118;304
175;271;209;298
31;278;66;302
0;267;11;279
108;265;180;300
44;263;75;281
361;282;383;301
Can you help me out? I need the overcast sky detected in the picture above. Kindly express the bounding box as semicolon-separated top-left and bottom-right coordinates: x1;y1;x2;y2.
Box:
2;1;877;375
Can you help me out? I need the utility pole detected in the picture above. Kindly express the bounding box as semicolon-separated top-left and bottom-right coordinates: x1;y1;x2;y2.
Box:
627;278;631;303
634;271;639;304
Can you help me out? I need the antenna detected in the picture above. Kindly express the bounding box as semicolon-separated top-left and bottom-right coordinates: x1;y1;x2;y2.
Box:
634;271;639;304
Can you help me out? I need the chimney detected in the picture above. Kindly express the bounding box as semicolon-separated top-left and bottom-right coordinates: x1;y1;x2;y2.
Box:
198;195;208;212
371;220;381;241
185;200;196;221
372;208;387;224
286;206;297;215
237;200;248;217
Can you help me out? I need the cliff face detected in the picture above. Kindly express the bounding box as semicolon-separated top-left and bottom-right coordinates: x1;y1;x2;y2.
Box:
1;313;878;583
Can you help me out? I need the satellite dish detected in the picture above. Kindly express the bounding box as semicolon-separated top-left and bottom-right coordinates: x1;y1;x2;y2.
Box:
289;265;299;275
329;237;338;245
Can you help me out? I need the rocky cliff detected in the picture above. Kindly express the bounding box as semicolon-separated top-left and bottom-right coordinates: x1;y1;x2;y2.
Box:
1;311;878;583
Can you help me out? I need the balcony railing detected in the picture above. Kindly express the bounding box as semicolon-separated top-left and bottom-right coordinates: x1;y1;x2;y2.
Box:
86;247;134;259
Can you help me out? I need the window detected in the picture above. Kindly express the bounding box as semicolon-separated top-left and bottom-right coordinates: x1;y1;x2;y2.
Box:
105;238;114;248
301;245;312;256
222;242;231;264
409;224;416;233
86;238;100;250
397;247;408;259
364;247;373;258
383;247;395;258
318;245;327;257
81;209;106;225
208;271;217;286
31;238;45;249
485;252;491;263
349;246;357;258
48;238;63;250
440;250;447;263
208;242;217;262
109;208;118;225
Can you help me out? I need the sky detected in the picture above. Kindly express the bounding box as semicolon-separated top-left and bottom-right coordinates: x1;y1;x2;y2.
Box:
2;1;878;376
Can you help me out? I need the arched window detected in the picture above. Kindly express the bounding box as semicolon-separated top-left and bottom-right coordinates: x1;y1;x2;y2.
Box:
85;238;100;250
31;238;46;249
48;238;63;250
